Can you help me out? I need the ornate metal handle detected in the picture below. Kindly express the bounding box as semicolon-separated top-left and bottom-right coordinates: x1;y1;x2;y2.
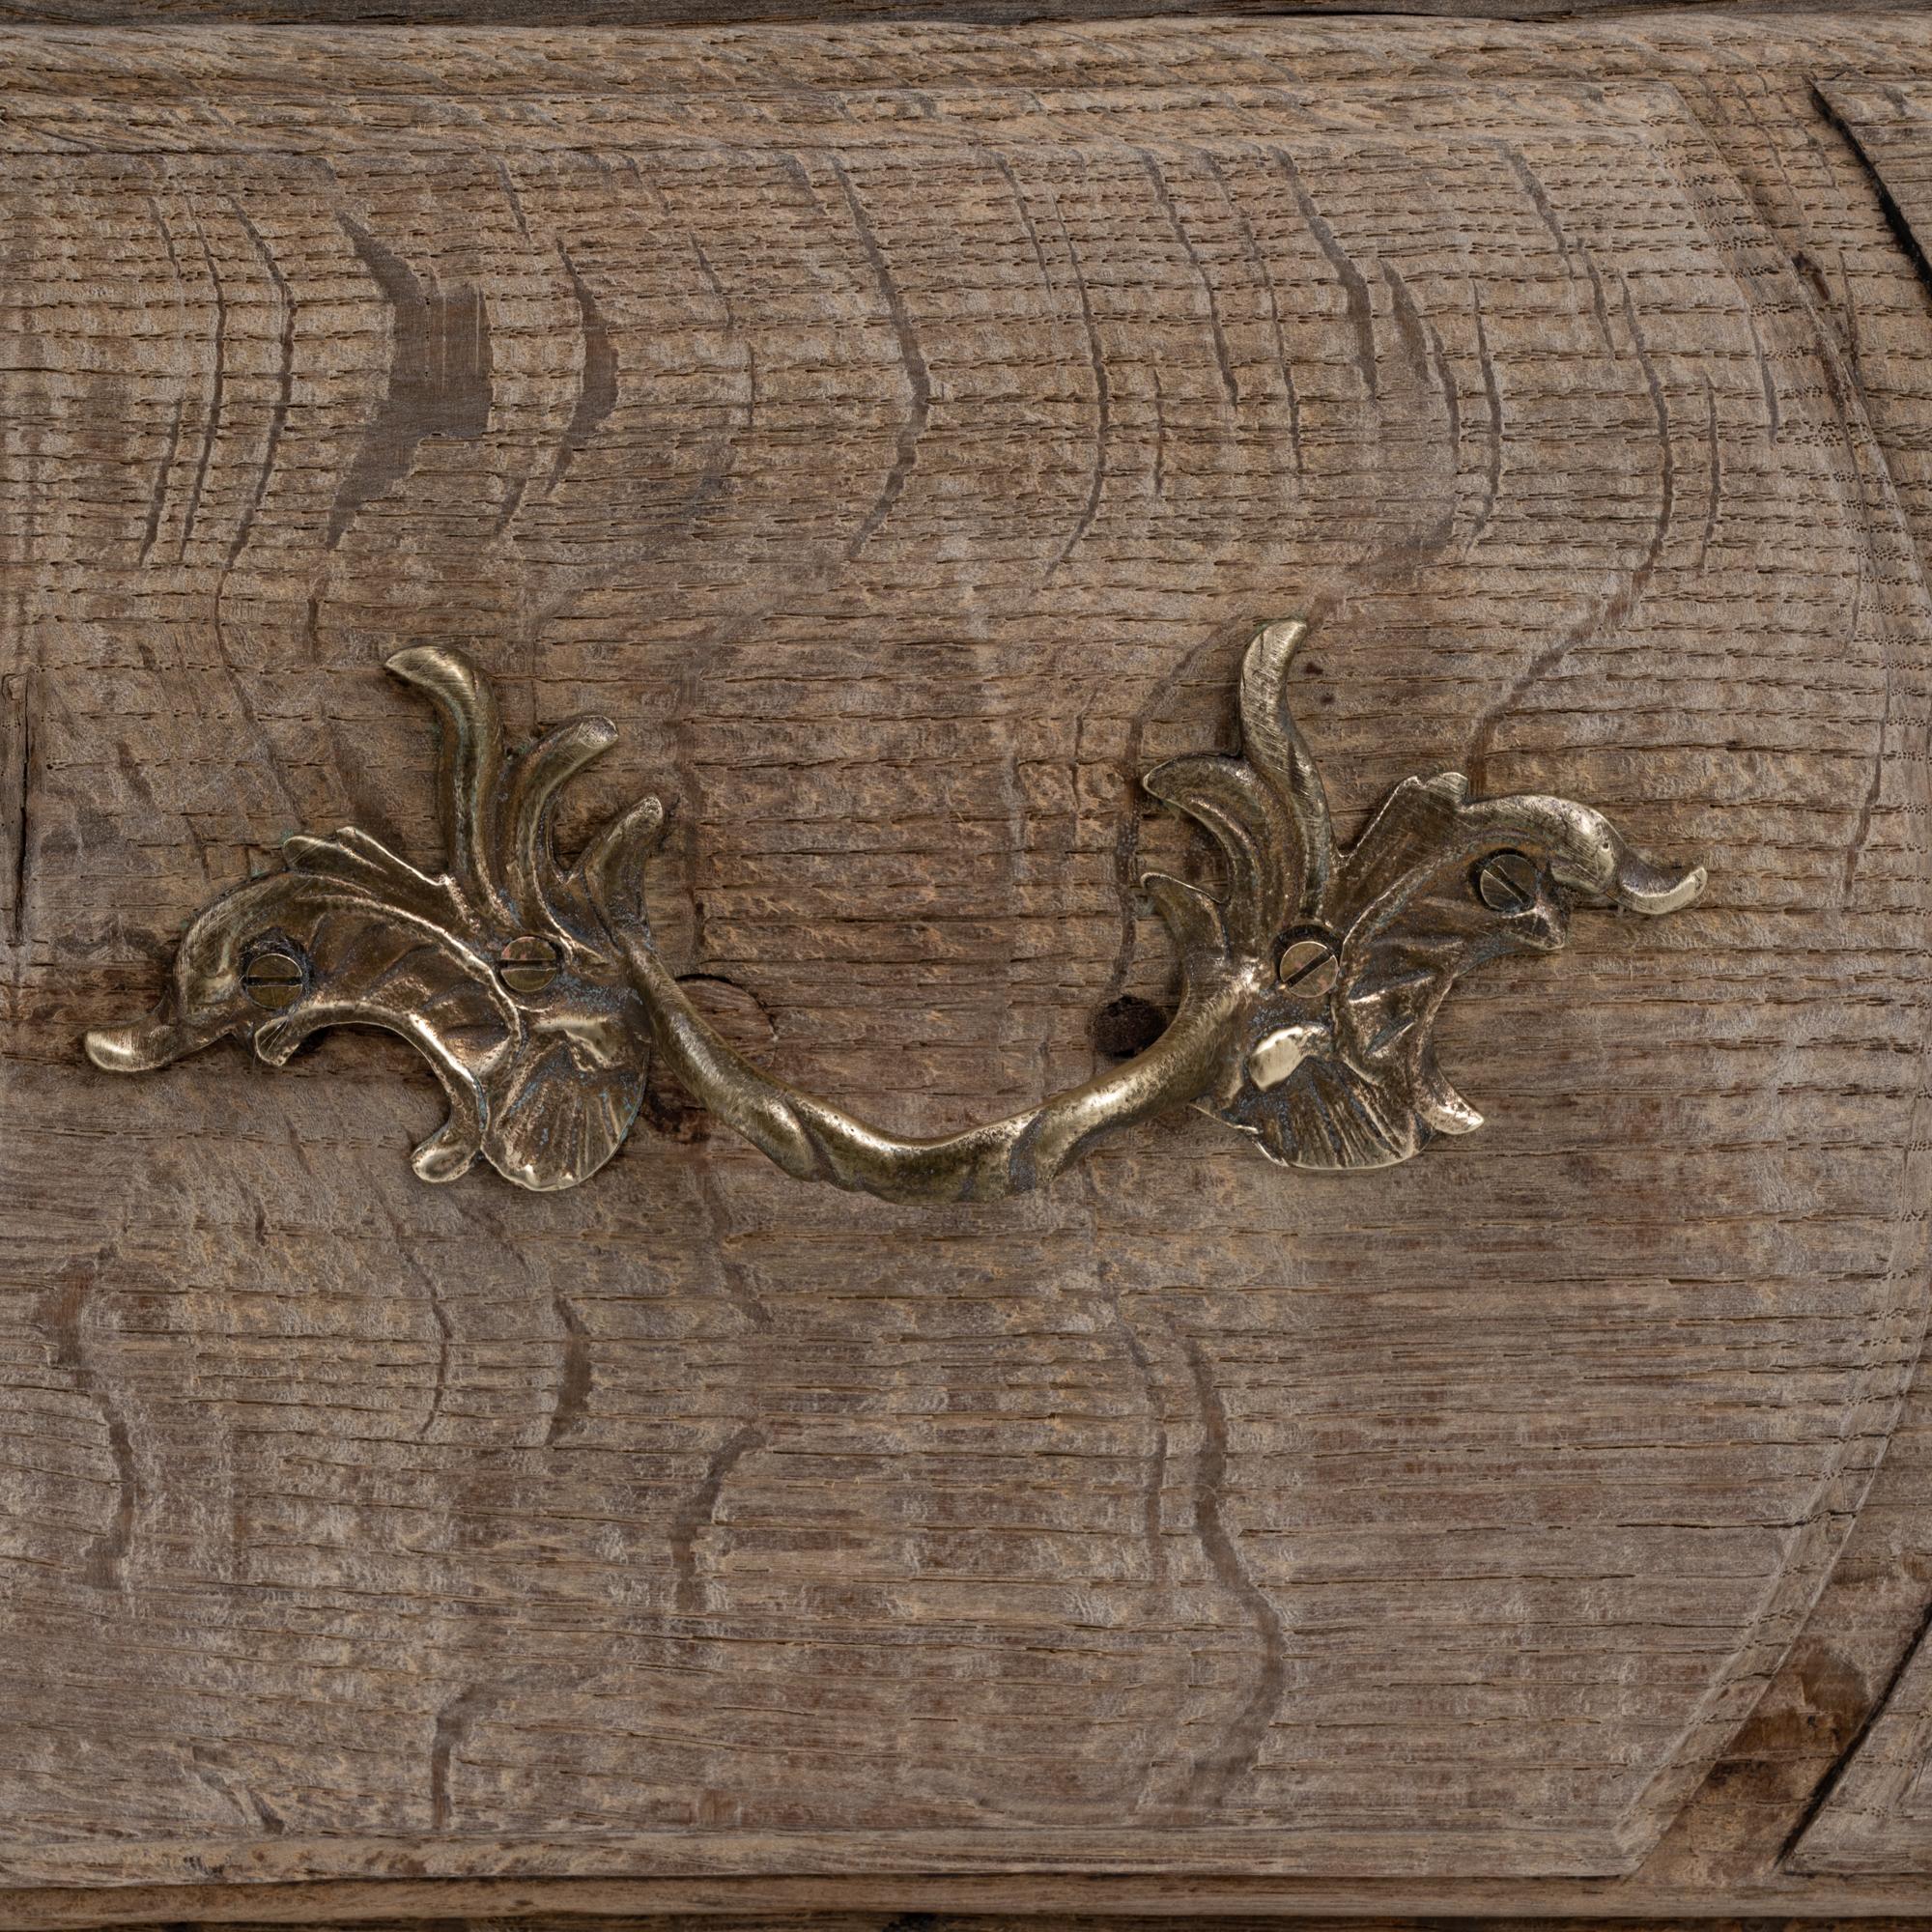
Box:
83;620;1705;1200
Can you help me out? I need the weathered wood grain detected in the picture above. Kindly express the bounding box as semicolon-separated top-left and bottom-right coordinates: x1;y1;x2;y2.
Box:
29;1911;1932;1932
6;3;1932;1919
1718;71;1932;1889
1788;1584;1932;1873
1822;77;1932;279
0;0;1841;23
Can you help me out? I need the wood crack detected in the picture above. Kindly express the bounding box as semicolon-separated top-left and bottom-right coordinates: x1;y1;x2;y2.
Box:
4;668;34;948
671;1424;762;1616
1177;1334;1289;1820
39;1264;136;1594
546;243;617;498
328;213;492;552
825;156;928;563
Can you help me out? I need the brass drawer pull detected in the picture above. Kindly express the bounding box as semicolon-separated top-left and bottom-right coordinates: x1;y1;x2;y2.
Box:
84;621;1704;1199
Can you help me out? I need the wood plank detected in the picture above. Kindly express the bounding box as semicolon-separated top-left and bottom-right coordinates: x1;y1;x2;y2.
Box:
0;0;1826;24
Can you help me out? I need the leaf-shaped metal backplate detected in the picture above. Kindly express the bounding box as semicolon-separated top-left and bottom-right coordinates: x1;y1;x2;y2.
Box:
86;647;661;1192
1149;624;1706;1172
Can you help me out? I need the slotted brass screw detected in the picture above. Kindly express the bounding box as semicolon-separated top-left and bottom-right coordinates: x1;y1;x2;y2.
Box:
1475;850;1541;914
242;950;304;1011
498;934;561;995
1277;934;1338;997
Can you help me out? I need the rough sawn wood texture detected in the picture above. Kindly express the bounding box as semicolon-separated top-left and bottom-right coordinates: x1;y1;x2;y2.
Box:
7;3;1932;1918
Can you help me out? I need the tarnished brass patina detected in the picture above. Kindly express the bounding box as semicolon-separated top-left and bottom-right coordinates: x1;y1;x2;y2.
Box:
85;620;1705;1199
85;648;658;1191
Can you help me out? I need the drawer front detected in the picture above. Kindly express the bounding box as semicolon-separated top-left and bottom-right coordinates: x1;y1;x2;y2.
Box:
5;13;1932;1916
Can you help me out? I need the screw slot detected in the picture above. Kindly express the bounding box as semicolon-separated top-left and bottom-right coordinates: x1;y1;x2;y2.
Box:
498;934;561;995
1277;933;1338;997
242;948;305;1011
1474;850;1541;915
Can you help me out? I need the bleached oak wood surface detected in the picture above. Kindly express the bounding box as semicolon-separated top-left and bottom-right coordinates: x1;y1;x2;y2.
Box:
0;0;1809;22
9;3;1932;1922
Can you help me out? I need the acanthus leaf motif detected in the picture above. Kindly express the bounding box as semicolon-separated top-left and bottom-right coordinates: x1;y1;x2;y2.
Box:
1153;620;1706;1171
85;646;660;1193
